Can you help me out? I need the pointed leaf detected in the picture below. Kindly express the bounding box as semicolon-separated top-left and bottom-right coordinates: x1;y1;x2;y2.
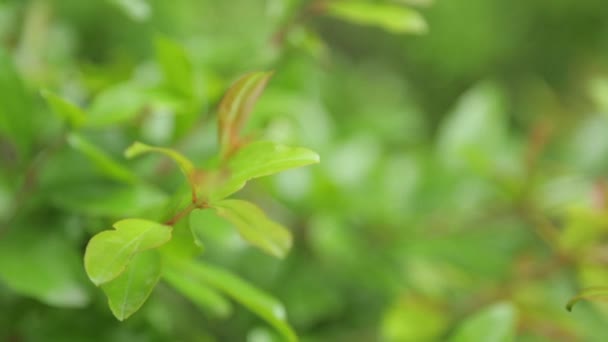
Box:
163;267;232;318
210;141;320;201
212;200;292;258
155;36;194;98
101;250;161;321
218;71;273;156
125;141;195;183
166;257;297;342
67;133;138;184
84;218;172;286
326;2;427;35
566;287;608;311
41;89;87;128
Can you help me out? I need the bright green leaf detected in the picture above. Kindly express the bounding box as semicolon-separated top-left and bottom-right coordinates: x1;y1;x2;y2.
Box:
212;200;292;258
163;266;232;318
450;302;517;342
0;229;90;308
166;257;297;342
101;250;161;321
567;287;608;312
84;218;172;286
218;72;273;157
67;133;138;184
209;141;320;201
155;36;194;98
108;0;151;22
40;89;87;128
326;2;427;35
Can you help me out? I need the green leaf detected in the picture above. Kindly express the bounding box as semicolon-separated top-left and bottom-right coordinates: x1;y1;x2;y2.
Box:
155;36;194;98
49;183;168;217
218;71;273;157
209;141;320;201
166;257;297;342
212;200;292;258
108;0;151;22
125;141;195;179
40;89;87;128
67;133;138;184
87;82;148;127
450;302;517;342
0;229;90;308
163;266;232;318
566;287;608;312
326;2;427;35
101;250;161;321
84;218;172;286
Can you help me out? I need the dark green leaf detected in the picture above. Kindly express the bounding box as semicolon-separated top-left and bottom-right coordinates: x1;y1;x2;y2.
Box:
84;218;172;286
0;229;90;307
166;257;297;342
212;200;292;258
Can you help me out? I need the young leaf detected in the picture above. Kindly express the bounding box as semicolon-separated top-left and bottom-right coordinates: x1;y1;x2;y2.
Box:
101;250;161;321
125;141;195;184
67;133;139;184
84;218;172;286
218;72;273;157
166;257;297;342
566;287;608;311
449;302;516;342
326;2;427;35
212;200;292;258
163;267;233;318
209;141;320;201
40;89;87;128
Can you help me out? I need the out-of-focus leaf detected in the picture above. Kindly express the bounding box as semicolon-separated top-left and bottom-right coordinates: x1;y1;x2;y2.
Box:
449;302;517;342
0;47;36;157
41;89;86;128
125;141;196;187
166;257;297;342
0;229;90;308
155;36;194;98
163;267;233;318
101;250;161;321
218;72;273;157
108;0;151;22
87;82;148;127
436;81;507;171
567;287;608;312
381;296;448;341
212;200;292;258
209;141;320;201
84;218;172;286
50;183;168;217
325;1;427;34
67;133;138;184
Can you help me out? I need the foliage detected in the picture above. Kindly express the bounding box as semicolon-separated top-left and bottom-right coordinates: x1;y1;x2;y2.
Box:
2;0;608;341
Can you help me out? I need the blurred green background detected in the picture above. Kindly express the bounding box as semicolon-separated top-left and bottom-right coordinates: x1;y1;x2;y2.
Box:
2;0;608;341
